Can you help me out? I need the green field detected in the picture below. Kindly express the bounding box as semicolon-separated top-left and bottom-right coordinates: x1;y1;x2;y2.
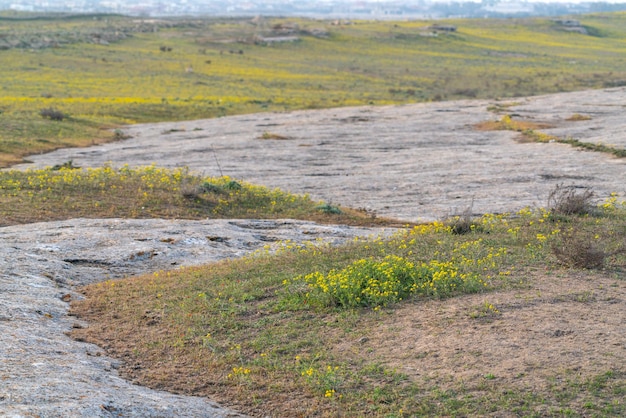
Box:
1;13;626;165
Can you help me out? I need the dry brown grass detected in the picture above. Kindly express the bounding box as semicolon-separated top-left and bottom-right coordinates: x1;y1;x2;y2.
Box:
258;131;292;140
551;229;608;269
367;269;626;409
547;183;596;216
566;113;593;121
474;118;554;132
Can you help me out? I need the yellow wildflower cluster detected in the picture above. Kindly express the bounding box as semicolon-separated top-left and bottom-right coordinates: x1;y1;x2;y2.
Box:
295;255;412;307
408;221;451;235
600;192;625;211
298;363;342;398
0;164;186;195
227;366;251;379
288;235;507;308
470;301;501;319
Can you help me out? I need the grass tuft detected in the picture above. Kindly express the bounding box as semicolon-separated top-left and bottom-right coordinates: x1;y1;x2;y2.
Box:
566;113;592;121
477;115;626;158
547;183;595;217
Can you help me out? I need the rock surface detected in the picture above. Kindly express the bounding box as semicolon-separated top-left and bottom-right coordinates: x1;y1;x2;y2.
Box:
0;218;392;417
14;87;626;222
3;88;626;416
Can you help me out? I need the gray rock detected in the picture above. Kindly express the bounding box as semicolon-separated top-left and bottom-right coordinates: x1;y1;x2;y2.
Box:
0;218;392;417
14;88;626;222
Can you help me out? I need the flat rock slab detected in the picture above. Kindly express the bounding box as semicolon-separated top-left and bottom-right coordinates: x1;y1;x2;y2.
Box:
14;87;626;222
0;218;392;417
3;88;626;416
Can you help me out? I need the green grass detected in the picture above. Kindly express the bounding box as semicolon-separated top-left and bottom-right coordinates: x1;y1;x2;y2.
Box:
478;114;626;158
71;199;626;416
2;13;626;165
0;165;392;226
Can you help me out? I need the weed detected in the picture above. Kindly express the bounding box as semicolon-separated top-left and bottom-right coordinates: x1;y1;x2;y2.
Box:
179;182;201;200
259;131;290;140
566;113;592;121
198;181;225;194
469;301;501;320
446;205;481;235
547;184;595;216
50;160;80;171
486;102;522;113
113;129;131;140
223;180;242;191
551;226;625;269
39;107;66;121
316;203;342;215
300;363;345;397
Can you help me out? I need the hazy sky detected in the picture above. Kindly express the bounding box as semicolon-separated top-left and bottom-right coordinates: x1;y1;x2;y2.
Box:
369;0;625;3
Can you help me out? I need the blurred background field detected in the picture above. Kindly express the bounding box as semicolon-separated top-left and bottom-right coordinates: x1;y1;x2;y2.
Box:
1;12;626;165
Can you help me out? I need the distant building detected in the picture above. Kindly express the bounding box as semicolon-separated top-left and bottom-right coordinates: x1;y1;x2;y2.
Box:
483;1;534;14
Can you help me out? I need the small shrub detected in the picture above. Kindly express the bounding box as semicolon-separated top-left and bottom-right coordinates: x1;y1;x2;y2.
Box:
448;216;477;234
199;181;225;194
547;184;595;216
113;129;131;140
453;88;478;98
180;183;201;200
40;107;67;121
551;229;606;269
183;180;240;198
469;301;501;320
316;203;342;215
50;160;80;170
446;206;481;235
223;180;242;191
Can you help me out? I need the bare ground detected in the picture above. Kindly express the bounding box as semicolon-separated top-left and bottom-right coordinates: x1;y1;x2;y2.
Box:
368;269;626;413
